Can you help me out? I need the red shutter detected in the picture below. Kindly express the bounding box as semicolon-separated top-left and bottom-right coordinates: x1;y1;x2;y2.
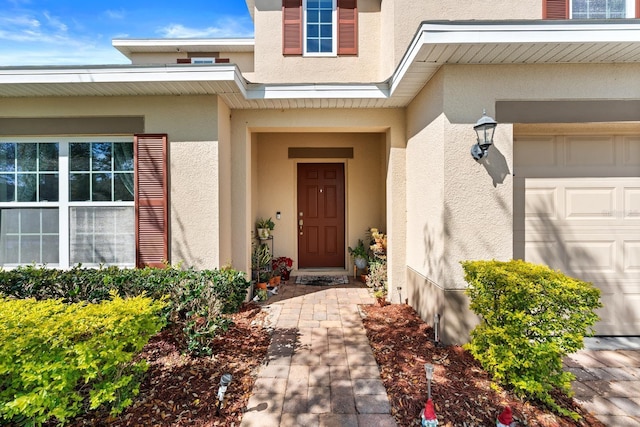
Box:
134;134;168;268
177;58;191;64
543;0;569;19
636;0;639;17
283;0;302;55
338;0;358;55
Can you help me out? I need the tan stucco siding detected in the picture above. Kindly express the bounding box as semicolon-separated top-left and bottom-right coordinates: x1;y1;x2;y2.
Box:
252;0;382;83
388;1;541;70
0;95;222;270
217;99;233;266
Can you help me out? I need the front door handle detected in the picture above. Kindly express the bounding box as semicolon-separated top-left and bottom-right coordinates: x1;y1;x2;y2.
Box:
299;219;303;234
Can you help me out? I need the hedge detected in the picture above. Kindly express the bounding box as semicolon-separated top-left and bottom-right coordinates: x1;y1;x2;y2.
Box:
461;259;601;417
0;292;167;425
0;264;252;356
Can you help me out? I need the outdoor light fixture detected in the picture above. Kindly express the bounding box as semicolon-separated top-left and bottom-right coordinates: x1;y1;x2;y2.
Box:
471;109;498;161
425;363;434;400
216;373;233;415
433;313;440;346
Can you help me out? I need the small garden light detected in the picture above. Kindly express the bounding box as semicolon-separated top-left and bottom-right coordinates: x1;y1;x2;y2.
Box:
424;363;434;400
216;373;233;415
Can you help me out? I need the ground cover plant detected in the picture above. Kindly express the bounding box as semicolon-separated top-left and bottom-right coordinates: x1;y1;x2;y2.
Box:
0;292;167;425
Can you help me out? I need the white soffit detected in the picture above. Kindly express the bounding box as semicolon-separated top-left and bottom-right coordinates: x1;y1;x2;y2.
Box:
112;38;256;58
390;20;640;100
1;21;640;108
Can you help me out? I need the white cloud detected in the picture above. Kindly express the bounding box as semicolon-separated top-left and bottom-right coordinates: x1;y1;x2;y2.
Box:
157;16;254;38
105;9;125;20
43;11;68;32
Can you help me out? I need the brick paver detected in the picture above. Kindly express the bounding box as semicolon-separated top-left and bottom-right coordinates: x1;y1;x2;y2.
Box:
239;278;395;427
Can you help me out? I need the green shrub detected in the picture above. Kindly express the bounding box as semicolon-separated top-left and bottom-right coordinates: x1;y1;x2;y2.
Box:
0;264;251;357
0;292;167;425
461;259;601;417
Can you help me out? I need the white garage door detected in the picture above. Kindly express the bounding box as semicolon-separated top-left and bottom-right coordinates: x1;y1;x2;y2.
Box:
514;133;640;335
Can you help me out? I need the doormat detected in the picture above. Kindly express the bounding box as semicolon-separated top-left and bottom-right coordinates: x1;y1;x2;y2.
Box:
295;275;349;286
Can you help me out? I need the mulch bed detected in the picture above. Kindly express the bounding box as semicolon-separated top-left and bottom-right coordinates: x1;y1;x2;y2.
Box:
65;302;270;427
47;299;605;426
360;303;605;427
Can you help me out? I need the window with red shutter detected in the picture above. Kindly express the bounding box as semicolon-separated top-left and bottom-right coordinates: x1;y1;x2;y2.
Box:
283;0;303;55
134;134;168;268
282;0;358;56
338;0;358;55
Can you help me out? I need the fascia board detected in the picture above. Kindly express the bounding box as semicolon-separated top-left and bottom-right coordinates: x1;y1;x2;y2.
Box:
0;65;241;85
245;83;389;100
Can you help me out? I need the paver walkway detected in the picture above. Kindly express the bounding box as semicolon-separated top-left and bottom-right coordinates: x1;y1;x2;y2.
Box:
567;347;640;426
239;279;397;427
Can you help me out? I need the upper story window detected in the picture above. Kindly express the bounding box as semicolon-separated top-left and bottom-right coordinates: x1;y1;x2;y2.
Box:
305;0;336;55
544;0;639;18
573;0;634;17
283;0;357;56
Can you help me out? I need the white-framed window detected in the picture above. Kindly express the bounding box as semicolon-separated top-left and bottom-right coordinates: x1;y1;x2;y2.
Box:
0;137;135;268
303;0;337;56
571;0;635;18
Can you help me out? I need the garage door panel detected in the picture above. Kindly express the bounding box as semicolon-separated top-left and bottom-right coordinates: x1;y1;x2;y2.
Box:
564;240;616;273
514;136;557;167
625;188;640;219
516;133;640;336
525;188;558;219
565;135;615;167
565;187;616;220
524;240;565;270
596;293;617;330
624;241;640;272
623;137;640;166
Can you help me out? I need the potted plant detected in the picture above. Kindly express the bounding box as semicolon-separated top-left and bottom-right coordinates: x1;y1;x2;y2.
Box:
256;217;275;239
348;239;369;270
272;256;294;281
252;242;272;287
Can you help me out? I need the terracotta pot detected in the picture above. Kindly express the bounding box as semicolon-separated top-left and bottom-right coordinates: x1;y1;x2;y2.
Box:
271;275;281;285
256;282;267;290
360;274;368;283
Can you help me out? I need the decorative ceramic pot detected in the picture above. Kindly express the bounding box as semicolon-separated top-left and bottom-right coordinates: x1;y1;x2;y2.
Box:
257;228;270;239
354;256;368;270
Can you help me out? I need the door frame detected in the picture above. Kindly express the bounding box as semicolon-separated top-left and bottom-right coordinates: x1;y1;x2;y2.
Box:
295;160;348;269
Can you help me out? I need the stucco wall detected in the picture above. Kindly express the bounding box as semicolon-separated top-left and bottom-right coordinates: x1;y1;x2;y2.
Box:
388;0;541;71
0;95;221;270
405;61;640;343
252;0;382;83
255;132;386;271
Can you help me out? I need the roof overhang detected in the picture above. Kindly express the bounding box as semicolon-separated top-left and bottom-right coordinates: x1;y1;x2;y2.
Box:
1;20;640;109
112;38;255;59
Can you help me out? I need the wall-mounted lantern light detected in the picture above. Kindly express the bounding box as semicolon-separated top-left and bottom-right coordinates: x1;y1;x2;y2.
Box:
471;110;497;161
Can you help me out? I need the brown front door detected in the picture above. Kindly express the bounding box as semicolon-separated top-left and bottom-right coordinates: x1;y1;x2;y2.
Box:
297;163;345;268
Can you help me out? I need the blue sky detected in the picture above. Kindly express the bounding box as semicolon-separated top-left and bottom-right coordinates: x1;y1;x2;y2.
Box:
0;0;254;66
